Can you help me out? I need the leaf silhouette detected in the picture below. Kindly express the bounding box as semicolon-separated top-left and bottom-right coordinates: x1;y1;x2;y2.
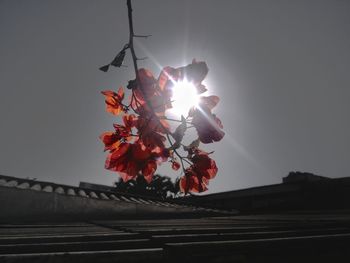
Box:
99;46;127;72
99;64;110;72
111;50;126;67
173;116;187;143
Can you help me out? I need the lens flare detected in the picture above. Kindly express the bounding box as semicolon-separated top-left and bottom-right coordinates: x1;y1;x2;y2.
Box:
170;80;199;117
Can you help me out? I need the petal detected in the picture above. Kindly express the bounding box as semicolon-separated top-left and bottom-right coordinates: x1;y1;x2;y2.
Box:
101;90;115;96
179;176;190;193
171;161;181;171
158;66;176;91
138;68;156;84
196;84;207;94
117;86;124;99
142;160;157;183
99;131;121;152
182;60;208;84
132;143;151;160
101;87;125;116
123;114;138;128
199;96;220;110
192;108;225;144
109;143;130;162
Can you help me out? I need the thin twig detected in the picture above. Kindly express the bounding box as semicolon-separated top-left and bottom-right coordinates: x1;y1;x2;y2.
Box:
166;133;187;173
159;116;192;124
134;34;152;38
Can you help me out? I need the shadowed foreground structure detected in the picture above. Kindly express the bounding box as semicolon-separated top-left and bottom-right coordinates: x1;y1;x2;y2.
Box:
188;172;350;213
0;174;350;262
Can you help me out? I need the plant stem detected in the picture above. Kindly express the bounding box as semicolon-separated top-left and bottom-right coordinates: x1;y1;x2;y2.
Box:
126;0;190;174
166;133;187;173
127;0;168;134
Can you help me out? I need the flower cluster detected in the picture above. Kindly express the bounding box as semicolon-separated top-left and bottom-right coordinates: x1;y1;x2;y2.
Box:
100;60;224;193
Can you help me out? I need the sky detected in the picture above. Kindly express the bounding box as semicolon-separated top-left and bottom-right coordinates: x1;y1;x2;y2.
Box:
0;0;350;194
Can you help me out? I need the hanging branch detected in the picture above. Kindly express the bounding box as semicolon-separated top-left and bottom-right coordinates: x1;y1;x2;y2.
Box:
126;0;168;133
99;0;225;194
126;0;188;172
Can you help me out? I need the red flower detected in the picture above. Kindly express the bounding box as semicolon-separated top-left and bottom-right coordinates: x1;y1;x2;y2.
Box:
99;114;137;152
192;110;225;144
105;141;161;183
136;109;169;135
171;160;181;171
100;61;223;193
191;150;218;180
180;169;208;193
179;59;208;93
179;150;218;193
198;95;220;110
158;66;177;92
99;132;121;152
132;68;172;114
122;114;138;128
135;109;169;150
101;87;125;115
133;69;156;103
191;96;225;144
158;60;209;95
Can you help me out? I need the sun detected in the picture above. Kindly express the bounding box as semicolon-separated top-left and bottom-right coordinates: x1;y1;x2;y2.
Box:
169;79;199;117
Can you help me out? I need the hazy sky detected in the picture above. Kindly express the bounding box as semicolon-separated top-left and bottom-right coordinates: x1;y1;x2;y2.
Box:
1;0;349;194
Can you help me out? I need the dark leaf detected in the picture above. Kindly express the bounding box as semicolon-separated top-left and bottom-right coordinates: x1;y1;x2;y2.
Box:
99;64;110;72
173;116;187;143
127;79;137;90
111;50;126;67
183;138;200;152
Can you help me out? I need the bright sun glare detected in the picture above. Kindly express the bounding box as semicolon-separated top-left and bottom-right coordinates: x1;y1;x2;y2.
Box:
170;80;199;117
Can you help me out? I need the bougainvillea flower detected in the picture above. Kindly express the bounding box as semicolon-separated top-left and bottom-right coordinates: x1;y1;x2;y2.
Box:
132;68;172;114
191;150;218;180
192;104;225;144
142;160;157;183
99;132;122;152
158;66;177;92
100;59;223;194
105;141;163;183
136;109;170;135
171;160;181;171
101;87;125;115
122;114;138;129
141;131;166;150
179;168;208;193
158;60;209;96
198;95;220;110
179;150;218;193
100;114;138;152
99;125;130;153
179;59;208;89
134;69;156;101
139;68;157;92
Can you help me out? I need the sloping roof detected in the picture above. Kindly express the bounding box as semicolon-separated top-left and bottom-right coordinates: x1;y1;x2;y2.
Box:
0;174;233;221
